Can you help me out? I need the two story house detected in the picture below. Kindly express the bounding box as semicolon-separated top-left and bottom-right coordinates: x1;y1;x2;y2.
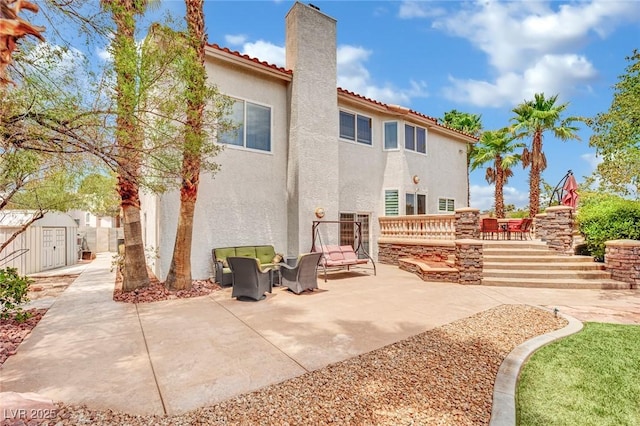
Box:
141;2;476;281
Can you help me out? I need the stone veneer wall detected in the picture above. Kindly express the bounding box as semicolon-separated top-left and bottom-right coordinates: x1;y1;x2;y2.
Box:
455;239;483;285
535;206;575;254
455;208;480;240
378;240;455;265
605;240;640;289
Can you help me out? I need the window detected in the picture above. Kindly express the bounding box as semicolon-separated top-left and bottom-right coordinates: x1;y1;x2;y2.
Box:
404;123;427;154
438;198;455;213
406;193;426;215
384;190;399;216
340;212;370;258
219;98;272;152
340;111;372;145
384;121;398;150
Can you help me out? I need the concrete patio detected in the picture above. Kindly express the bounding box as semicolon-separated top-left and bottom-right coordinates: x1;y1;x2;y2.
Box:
1;253;638;416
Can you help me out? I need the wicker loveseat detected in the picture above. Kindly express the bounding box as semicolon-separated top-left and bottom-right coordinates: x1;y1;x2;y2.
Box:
213;245;279;286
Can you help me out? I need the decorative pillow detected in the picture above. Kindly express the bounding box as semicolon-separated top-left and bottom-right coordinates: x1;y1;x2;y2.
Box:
272;253;284;264
217;258;229;268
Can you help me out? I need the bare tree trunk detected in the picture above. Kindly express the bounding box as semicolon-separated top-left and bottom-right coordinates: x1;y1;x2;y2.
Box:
165;194;196;289
529;131;543;218
119;177;149;291
109;0;150;291
165;0;205;290
495;157;505;219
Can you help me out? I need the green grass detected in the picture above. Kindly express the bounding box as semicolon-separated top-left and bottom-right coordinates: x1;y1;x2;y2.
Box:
516;322;640;426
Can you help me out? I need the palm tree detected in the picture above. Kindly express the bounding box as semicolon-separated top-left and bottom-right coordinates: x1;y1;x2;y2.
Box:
165;0;207;290
101;0;156;291
441;110;482;206
471;129;524;218
511;93;581;217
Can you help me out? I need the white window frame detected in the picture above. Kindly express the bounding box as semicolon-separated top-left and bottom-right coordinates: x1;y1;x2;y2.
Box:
219;97;273;153
438;197;455;213
339;110;373;146
405;192;426;215
384;189;399;216
383;121;399;150
404;123;427;155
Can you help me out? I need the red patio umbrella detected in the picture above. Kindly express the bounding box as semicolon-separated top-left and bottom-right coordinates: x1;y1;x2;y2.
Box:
561;173;579;209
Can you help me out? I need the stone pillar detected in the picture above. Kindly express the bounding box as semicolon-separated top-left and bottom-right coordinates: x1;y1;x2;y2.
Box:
534;213;547;241
605;240;640;289
455;239;483;285
455;208;480;240
538;206;575;254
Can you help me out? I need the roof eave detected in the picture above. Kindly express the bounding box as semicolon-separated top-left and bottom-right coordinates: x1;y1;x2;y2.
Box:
205;45;293;82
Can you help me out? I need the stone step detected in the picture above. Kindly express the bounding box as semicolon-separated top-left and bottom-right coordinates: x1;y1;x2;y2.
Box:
483;268;612;280
480;277;631;290
481;241;548;250
482;247;560;256
483;254;594;263
483;261;606;271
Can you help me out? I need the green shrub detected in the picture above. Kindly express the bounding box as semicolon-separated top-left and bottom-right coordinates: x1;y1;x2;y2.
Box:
0;267;32;320
577;193;640;261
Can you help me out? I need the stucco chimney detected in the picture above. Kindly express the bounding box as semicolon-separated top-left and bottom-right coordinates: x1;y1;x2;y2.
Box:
285;2;339;255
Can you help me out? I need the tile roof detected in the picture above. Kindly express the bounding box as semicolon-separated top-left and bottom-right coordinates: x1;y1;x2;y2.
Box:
207;43;292;76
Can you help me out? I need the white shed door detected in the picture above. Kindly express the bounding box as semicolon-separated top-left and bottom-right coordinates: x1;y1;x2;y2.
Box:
42;228;66;270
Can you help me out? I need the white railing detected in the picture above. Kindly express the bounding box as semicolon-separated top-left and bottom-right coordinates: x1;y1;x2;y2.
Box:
379;214;456;240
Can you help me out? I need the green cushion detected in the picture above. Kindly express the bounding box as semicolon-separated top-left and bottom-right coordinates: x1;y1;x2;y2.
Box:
235;246;257;258
215;247;236;261
255;245;276;264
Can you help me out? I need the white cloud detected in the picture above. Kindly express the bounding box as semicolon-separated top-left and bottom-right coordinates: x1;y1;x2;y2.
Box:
444;53;597;107
240;40;285;68
232;39;428;106
224;34;247;46
431;0;640;108
398;1;446;19
337;44;428;104
581;152;602;170
470;184;529;211
96;46;111;62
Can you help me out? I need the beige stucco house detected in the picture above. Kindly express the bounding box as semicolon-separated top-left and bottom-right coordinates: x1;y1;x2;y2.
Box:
141;2;476;281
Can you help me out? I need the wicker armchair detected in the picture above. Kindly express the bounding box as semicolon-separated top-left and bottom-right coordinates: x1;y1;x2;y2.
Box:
279;252;322;294
227;257;273;301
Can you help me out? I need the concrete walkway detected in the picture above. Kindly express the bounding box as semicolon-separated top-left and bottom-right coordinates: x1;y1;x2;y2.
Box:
1;253;638;416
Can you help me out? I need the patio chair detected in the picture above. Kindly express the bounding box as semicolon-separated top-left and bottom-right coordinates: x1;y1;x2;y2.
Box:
510;218;533;240
227;257;273;301
481;218;502;240
279;252;322;294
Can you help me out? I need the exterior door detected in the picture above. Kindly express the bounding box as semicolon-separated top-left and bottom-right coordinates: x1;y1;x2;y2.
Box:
339;212;370;258
42;228;66;270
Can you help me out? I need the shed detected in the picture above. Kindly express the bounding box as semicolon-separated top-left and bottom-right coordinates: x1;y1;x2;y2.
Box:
0;211;78;275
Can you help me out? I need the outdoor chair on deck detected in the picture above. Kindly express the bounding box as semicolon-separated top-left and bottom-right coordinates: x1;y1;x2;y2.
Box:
481;218;502;240
227;257;273;301
509;218;533;240
278;252;322;294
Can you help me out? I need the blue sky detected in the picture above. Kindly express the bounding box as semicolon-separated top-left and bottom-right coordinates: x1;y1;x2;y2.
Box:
69;1;640;210
185;0;639;211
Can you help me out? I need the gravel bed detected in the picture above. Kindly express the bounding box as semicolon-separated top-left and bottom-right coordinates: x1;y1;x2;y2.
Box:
39;304;566;426
0;309;47;367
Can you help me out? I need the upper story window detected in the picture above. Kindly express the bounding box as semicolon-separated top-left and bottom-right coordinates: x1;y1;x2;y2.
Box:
340;111;372;145
384;121;398;150
219;98;272;152
438;198;455;213
404;124;427;154
406;193;426;215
